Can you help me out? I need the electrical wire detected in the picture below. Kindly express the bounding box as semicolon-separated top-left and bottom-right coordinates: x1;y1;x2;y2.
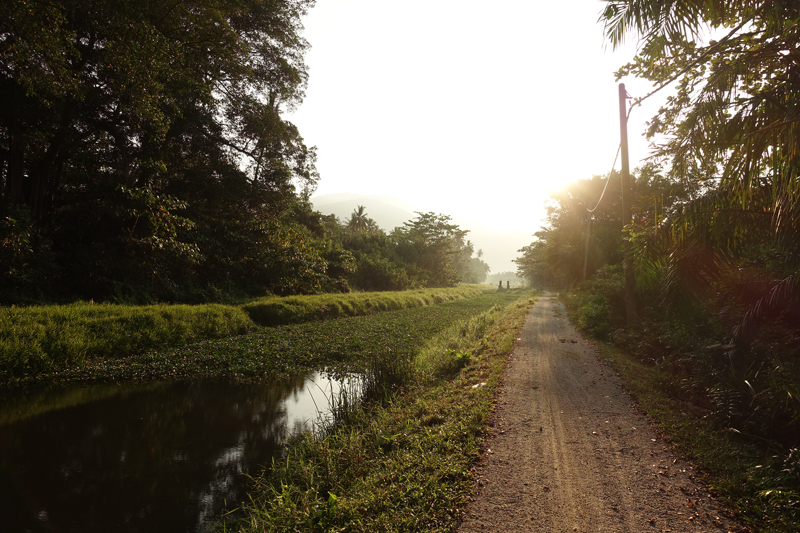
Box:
587;87;639;215
588;144;621;214
588;13;752;217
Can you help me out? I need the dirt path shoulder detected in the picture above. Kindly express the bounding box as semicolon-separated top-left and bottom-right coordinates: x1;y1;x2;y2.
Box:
458;293;747;533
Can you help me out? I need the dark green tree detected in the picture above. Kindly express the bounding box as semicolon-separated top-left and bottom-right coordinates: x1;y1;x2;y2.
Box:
516;174;624;289
347;205;367;233
392;212;469;288
0;0;320;302
453;241;490;284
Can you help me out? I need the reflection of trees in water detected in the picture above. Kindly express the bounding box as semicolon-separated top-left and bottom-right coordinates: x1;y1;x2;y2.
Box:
0;374;316;533
0;382;167;426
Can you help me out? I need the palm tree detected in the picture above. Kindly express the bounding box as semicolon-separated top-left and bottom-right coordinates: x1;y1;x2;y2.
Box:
602;0;800;341
347;205;370;233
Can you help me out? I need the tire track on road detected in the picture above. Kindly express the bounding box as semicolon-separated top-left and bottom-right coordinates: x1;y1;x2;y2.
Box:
458;293;746;533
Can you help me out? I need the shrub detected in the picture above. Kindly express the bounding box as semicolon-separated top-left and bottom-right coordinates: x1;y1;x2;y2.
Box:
566;264;626;339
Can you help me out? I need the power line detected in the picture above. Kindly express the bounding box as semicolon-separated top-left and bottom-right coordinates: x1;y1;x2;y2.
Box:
588;144;621;214
591;16;752;215
588;90;637;215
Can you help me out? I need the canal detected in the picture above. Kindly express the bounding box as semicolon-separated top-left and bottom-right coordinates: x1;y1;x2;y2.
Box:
0;373;350;532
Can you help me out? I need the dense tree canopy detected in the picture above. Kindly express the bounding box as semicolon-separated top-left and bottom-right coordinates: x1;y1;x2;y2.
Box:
322;210;489;291
346;205;378;234
602;0;800;199
1;0;317;223
0;0;324;302
391;212;471;288
599;0;800;339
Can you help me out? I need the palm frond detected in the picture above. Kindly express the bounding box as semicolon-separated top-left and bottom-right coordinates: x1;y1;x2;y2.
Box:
734;273;800;343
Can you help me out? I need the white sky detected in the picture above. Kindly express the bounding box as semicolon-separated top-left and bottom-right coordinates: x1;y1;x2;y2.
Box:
289;0;666;273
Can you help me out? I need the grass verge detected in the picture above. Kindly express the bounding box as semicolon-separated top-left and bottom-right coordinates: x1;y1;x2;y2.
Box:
222;291;539;532
595;342;799;532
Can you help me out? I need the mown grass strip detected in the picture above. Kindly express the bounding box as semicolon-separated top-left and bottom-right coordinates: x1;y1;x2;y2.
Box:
224;291;539;532
241;286;483;326
594;342;797;532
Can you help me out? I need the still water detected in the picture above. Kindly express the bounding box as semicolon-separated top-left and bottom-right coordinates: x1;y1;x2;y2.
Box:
0;373;351;532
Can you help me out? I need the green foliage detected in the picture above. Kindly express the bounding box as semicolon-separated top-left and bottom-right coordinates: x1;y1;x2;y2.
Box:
453;242;491;284
391;212;470;288
515;173;625;289
324;210;487;292
414;306;508;381
0;303;252;379
602;0;800;207
51;185;202;302
0;0;321;304
0;205;55;303
351;253;412;291
0;287;486;386
345;205;379;234
224;291;538;532
242;286;482;326
566;264;626;339
747;448;800;529
596;340;800;533
600;0;800;344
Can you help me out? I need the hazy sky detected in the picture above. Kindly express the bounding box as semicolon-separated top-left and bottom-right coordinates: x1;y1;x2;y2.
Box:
289;0;666;272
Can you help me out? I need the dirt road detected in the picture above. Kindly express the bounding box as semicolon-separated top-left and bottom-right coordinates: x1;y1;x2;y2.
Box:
458;293;746;533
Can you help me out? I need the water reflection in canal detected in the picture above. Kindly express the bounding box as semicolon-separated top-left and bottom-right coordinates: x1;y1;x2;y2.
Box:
0;372;351;532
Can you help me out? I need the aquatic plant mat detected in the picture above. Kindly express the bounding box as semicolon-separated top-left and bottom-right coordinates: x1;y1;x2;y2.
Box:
222;290;538;532
0;286;483;388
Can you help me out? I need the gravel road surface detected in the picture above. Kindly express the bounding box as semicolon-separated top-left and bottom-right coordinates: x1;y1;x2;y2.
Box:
457;293;747;533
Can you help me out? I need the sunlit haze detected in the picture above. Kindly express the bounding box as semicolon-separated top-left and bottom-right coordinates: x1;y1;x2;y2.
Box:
290;0;667;273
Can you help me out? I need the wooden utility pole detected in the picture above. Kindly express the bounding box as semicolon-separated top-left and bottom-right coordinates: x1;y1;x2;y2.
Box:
619;83;638;326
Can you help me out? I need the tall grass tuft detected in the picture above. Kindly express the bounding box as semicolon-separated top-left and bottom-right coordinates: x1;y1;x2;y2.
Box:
311;374;365;433
314;350;415;434
415;304;509;381
361;350;414;403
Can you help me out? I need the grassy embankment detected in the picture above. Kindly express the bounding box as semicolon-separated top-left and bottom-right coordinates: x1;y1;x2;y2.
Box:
594;343;798;532
563;290;799;533
223;289;539;532
0;286;482;387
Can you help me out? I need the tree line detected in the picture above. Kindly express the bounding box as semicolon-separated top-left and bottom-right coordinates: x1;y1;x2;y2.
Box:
0;1;488;304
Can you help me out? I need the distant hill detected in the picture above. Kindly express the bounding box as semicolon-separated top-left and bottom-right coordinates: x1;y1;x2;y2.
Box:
311;193;417;231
